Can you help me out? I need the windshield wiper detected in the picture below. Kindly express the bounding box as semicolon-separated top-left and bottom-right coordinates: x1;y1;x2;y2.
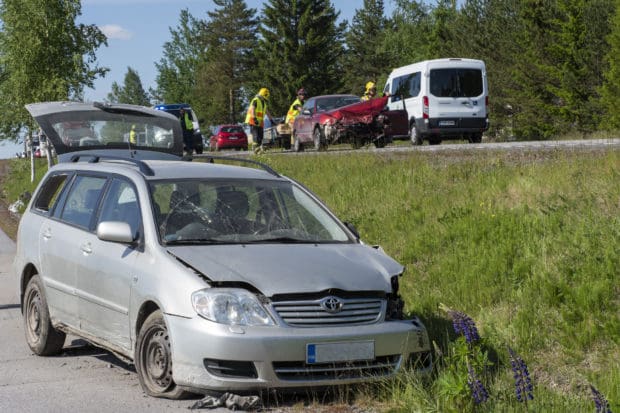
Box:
244;236;319;244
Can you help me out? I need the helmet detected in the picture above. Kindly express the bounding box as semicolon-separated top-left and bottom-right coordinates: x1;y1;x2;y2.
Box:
297;88;307;96
259;88;270;99
365;81;376;91
131;124;136;129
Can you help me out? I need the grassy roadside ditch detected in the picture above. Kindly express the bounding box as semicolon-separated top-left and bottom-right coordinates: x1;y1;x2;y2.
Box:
0;149;618;412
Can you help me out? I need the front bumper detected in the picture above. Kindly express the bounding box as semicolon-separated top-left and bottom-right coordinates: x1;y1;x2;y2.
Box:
167;314;431;393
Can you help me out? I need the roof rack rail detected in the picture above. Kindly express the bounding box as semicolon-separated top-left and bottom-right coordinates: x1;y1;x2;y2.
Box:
196;154;280;177
69;154;155;176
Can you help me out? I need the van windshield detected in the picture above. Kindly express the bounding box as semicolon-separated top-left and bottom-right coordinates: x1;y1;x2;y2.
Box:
430;68;483;98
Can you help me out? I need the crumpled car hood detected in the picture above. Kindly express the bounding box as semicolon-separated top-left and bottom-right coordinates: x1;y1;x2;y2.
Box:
167;243;404;297
325;96;390;125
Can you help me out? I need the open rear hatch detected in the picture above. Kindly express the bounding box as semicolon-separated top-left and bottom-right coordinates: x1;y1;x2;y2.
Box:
26;101;184;161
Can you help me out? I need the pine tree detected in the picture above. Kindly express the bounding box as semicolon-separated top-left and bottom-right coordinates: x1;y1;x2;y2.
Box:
107;67;151;106
381;0;432;68
599;0;620;129
0;0;107;137
194;0;258;124
342;0;388;94
253;0;346;115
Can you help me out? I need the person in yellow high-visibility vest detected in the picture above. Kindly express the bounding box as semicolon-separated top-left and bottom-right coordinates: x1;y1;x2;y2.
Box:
129;124;137;145
245;88;273;152
179;108;194;154
361;81;377;101
285;88;307;128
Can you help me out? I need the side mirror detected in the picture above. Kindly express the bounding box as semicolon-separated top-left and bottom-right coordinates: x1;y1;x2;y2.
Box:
343;221;360;240
302;109;312;116
97;221;135;243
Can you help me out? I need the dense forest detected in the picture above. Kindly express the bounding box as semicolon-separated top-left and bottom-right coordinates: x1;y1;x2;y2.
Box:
1;0;620;141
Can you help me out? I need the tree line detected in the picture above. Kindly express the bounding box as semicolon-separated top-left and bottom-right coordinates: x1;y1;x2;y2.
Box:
2;0;620;141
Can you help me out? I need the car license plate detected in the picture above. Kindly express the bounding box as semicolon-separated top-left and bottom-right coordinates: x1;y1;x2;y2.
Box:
439;120;456;126
229;136;238;140
306;341;374;364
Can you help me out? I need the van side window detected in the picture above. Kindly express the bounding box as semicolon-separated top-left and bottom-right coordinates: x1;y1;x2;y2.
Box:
60;176;107;229
430;68;483;98
390;72;421;102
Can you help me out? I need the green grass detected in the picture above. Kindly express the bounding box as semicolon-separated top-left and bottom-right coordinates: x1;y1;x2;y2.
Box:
2;149;618;412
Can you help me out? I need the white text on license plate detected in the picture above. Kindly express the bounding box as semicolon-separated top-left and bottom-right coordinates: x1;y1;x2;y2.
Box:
306;341;374;364
439;120;456;126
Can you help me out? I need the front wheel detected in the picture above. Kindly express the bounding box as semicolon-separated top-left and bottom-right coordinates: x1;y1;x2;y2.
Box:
23;275;66;356
313;128;327;151
135;311;190;399
410;124;423;146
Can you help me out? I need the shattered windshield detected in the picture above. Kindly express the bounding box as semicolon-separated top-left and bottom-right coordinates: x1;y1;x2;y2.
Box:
150;179;352;245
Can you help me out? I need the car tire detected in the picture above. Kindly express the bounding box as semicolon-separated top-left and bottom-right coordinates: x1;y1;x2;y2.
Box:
410;123;423;146
282;135;292;150
351;137;363;150
293;132;304;152
374;136;387;148
313;128;327;151
469;133;482;144
23;275;66;356
135;310;190;399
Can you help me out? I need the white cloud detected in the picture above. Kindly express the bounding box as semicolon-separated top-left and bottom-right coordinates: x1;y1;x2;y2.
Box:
99;24;133;40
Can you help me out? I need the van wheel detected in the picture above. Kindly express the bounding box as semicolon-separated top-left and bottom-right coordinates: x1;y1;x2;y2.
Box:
469;133;482;143
135;311;190;399
23;275;66;356
410;124;423;146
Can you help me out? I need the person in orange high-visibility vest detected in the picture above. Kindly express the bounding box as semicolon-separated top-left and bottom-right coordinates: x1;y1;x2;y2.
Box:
285;88;307;128
245;88;273;152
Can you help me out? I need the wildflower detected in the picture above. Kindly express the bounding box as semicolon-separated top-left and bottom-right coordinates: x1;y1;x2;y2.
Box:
467;365;489;404
589;385;612;413
508;347;534;402
448;310;481;344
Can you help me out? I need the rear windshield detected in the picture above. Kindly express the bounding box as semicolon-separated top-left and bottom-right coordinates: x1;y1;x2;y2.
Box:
221;126;243;133
430;68;483;98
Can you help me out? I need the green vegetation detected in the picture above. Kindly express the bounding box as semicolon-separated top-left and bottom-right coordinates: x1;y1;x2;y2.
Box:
2;149;618;411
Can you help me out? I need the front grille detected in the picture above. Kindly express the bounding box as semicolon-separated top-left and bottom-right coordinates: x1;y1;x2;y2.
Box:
273;355;400;381
271;297;385;327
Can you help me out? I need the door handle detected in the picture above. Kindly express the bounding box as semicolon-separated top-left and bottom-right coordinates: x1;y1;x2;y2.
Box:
80;243;92;255
42;228;52;240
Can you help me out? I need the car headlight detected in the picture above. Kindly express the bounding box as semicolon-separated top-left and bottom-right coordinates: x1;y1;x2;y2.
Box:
191;288;275;326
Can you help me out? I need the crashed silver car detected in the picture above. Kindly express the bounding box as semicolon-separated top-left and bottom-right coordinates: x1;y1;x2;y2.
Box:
15;101;431;398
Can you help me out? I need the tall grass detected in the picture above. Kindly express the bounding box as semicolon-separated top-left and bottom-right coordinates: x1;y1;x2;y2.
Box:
264;149;619;412
2;149;618;411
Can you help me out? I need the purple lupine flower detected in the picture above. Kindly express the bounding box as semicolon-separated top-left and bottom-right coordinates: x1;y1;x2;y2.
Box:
448;310;480;344
590;385;612;413
467;365;489;404
508;347;534;402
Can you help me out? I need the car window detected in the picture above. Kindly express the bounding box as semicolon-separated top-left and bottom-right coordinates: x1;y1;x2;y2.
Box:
98;179;141;239
316;96;360;112
150;179;351;244
60;175;107;229
430;68;483;98
390;71;421;102
222;126;243;133
33;173;71;215
302;98;315;113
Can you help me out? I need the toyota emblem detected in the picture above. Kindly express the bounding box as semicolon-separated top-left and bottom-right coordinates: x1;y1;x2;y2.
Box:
321;296;343;313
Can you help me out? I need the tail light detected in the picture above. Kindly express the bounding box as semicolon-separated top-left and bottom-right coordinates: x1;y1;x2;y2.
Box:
422;96;429;119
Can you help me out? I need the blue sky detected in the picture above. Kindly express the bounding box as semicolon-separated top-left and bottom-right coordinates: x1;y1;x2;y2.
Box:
79;0;396;102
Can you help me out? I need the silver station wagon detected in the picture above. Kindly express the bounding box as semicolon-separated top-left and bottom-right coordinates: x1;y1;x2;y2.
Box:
15;102;431;398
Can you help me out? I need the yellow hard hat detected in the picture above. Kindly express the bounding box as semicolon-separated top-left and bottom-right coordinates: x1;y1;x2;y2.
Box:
365;81;376;91
259;88;270;99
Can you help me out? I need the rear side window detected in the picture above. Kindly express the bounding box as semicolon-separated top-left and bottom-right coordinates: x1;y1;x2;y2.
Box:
33;174;70;214
60;175;107;229
430;68;483;98
390;72;421;102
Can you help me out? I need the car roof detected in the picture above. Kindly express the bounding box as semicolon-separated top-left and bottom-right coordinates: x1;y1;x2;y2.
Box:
51;154;282;181
311;94;359;99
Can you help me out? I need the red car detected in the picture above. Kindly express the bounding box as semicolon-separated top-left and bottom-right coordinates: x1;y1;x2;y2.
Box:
292;94;408;152
209;124;248;151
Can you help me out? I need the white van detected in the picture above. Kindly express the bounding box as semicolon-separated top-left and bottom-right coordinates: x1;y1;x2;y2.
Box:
383;58;488;145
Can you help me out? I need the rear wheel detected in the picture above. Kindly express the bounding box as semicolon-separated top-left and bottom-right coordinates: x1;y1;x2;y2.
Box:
469;133;482;143
293;131;304;152
374;136;387;148
281;135;292;150
410;123;423;146
23;275;66;356
135;310;190;399
351;137;363;150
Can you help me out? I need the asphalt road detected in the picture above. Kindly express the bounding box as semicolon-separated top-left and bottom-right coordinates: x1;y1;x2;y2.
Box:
0;229;232;412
